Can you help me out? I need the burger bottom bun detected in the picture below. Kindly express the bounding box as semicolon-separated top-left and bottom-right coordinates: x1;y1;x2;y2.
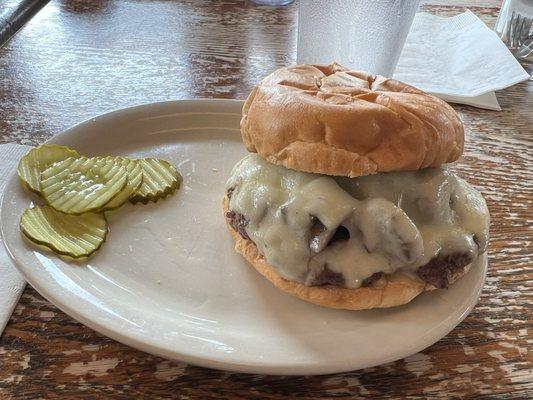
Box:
222;197;471;310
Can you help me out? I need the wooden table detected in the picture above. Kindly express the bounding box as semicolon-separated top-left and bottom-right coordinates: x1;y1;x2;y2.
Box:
1;0;531;398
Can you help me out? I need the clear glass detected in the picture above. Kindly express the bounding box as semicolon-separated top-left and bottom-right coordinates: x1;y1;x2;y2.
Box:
250;0;294;5
297;0;420;77
495;0;533;62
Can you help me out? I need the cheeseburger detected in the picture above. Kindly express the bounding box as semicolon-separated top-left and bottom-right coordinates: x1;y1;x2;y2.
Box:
223;63;489;310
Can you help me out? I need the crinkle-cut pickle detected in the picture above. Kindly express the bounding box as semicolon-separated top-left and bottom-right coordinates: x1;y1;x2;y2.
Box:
40;156;128;215
20;205;107;258
17;144;79;194
16;145;181;259
99;156;143;210
130;158;181;204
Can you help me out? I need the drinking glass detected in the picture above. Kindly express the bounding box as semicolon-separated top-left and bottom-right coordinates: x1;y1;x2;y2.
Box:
495;0;533;63
297;0;420;77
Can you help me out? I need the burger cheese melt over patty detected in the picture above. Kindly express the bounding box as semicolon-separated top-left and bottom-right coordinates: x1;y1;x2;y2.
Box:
225;154;489;290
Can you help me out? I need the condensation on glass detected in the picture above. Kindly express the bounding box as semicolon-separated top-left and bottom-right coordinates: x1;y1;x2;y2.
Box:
297;0;420;77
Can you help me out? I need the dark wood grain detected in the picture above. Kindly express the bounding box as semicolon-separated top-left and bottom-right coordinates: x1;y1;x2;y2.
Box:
0;0;532;399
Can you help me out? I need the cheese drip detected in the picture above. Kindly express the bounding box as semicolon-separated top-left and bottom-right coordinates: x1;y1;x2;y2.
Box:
226;155;489;289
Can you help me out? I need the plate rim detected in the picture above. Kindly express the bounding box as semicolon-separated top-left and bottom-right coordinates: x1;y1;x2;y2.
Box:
0;99;488;375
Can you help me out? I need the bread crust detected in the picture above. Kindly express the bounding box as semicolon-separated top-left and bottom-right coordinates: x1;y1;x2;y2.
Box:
241;63;464;177
223;197;471;310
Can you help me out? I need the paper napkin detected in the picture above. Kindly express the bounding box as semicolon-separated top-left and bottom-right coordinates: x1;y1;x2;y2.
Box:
395;10;530;110
0;143;30;336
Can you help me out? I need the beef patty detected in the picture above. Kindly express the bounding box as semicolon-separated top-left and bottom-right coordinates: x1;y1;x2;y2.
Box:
225;210;250;241
225;201;472;290
417;252;472;289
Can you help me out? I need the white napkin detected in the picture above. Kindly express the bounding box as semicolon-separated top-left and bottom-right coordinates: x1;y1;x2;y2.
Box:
394;10;530;110
0;144;30;336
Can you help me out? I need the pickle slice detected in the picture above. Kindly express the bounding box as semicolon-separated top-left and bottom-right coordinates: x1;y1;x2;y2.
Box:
40;156;128;214
17;145;79;194
20;205;107;258
100;157;143;210
130;158;181;204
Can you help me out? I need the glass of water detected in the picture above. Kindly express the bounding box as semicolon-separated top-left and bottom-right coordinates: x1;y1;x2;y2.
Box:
297;0;420;77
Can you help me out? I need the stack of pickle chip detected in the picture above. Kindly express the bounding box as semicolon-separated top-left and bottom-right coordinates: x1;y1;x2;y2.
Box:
17;145;181;259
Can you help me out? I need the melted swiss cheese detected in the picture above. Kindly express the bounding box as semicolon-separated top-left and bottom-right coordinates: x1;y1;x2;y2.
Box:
226;155;489;288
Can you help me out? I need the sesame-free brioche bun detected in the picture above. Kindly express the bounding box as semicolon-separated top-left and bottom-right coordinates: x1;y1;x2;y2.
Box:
241;63;464;177
222;197;470;310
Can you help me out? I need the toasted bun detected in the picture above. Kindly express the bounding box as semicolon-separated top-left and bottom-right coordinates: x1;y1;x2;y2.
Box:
241;63;464;177
223;197;470;310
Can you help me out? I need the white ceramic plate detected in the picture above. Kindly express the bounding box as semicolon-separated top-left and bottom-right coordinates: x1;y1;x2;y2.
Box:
1;100;487;375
